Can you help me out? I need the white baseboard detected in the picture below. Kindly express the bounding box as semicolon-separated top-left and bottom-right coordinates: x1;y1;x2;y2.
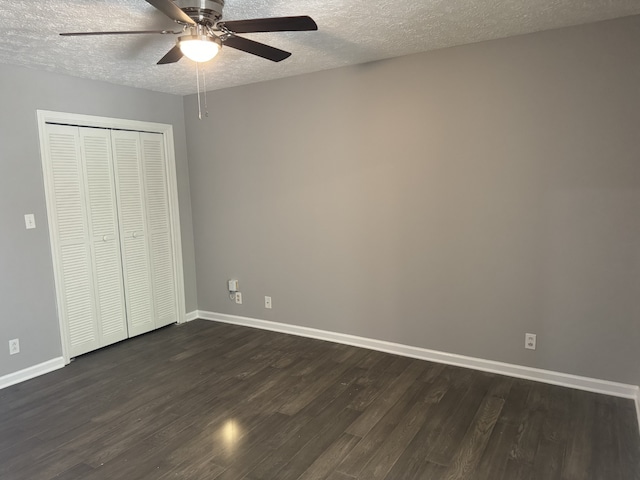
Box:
0;357;65;390
195;310;640;418
184;310;199;323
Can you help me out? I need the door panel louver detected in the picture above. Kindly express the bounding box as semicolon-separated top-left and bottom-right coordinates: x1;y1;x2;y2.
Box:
150;232;176;325
112;136;146;233
142;133;177;327
80;128;128;346
49;132;87;244
93;240;127;337
112;130;156;337
60;244;98;352
82;132;119;237
122;236;154;331
45;125;100;356
142;136;170;230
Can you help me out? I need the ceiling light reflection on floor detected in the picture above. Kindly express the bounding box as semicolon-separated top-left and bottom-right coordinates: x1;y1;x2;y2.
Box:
220;419;242;452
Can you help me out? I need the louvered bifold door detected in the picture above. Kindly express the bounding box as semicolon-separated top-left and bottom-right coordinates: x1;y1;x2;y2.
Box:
111;130;156;337
44;124;100;357
141;133;178;328
79;128;128;346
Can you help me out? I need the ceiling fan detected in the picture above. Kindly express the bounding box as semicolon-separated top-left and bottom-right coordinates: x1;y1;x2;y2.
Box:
60;0;318;64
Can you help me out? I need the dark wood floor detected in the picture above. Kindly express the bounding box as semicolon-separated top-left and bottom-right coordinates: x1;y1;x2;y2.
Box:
1;320;638;480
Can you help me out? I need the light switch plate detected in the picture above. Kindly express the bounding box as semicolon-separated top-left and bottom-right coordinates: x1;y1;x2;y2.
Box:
24;214;36;229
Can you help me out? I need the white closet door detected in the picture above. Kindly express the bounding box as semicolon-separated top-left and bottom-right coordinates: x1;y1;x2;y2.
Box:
44;124;100;357
141;132;178;328
79;127;128;346
111;130;156;337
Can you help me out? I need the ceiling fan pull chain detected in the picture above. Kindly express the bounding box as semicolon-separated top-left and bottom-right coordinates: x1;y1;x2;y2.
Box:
196;61;202;120
202;67;209;118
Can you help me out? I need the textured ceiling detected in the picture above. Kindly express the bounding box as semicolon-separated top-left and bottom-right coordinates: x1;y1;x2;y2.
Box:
1;0;639;95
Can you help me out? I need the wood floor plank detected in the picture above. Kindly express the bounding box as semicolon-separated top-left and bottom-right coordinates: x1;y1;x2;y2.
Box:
0;433;47;473
250;351;338;415
0;320;637;480
418;362;446;384
337;380;434;477
589;396;622;480
505;381;554;476
613;396;640;480
374;373;488;477
386;460;447;480
326;472;357;480
245;407;361;480
209;412;299;471
47;462;96;480
277;351;369;415
441;394;504;479
344;360;426;437
356;392;435;479
473;419;523;480
297;433;361;480
560;390;597;480
156;457;226;480
237;382;365;480
531;385;571;480
345;356;415;412
471;379;533;479
296;366;369;418
425;373;495;466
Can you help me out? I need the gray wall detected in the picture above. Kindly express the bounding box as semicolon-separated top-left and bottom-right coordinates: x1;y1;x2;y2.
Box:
185;15;640;386
0;64;197;377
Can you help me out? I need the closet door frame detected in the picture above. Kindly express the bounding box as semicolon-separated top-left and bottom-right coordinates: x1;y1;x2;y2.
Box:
37;110;186;365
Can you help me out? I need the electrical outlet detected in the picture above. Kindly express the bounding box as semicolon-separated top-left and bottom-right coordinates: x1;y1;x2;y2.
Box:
235;292;242;304
9;338;19;355
265;296;272;309
525;333;536;350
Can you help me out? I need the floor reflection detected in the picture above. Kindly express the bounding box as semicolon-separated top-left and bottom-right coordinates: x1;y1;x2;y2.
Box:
220;418;242;454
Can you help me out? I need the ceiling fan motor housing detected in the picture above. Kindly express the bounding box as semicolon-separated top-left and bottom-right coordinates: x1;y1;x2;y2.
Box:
175;0;224;25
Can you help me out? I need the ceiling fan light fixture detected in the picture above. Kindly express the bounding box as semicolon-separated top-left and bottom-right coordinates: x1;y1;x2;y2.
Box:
178;34;221;62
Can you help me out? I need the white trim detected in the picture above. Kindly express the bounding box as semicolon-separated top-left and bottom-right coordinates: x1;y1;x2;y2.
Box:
36;110;176;133
184;310;199;322
197;310;640;403
0;358;65;390
636;394;640;434
37;110;186;361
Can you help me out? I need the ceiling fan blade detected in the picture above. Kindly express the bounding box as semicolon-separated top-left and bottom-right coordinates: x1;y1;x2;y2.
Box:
60;30;178;36
145;0;195;25
218;16;318;33
223;35;291;62
157;44;183;64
